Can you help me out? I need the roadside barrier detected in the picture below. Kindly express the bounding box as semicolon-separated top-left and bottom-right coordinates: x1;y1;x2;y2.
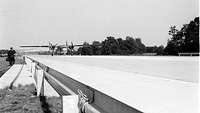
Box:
25;56;142;113
178;52;199;56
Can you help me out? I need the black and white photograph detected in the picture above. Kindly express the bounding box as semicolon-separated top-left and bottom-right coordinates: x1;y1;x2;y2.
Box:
0;0;199;113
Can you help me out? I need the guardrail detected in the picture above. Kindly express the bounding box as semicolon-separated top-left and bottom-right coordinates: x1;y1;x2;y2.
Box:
178;52;199;56
25;56;142;113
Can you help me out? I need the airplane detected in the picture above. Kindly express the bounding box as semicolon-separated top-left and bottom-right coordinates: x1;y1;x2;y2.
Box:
20;41;83;56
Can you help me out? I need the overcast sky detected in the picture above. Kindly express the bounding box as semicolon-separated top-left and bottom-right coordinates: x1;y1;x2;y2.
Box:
0;0;198;49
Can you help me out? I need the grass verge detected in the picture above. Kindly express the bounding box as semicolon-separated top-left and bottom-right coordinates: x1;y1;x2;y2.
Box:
0;84;62;113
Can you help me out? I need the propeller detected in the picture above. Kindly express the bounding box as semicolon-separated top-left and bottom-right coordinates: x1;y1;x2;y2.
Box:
68;42;74;50
49;42;52;50
71;42;74;48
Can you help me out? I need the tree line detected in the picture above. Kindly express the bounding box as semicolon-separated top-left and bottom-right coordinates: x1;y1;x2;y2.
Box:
77;36;147;55
75;36;165;55
75;17;199;55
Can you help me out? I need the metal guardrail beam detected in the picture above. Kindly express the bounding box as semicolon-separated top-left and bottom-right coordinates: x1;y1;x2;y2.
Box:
27;56;142;113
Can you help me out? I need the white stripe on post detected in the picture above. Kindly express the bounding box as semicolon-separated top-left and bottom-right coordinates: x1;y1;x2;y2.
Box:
63;95;79;113
25;57;32;71
31;62;37;86
31;62;36;74
37;69;44;96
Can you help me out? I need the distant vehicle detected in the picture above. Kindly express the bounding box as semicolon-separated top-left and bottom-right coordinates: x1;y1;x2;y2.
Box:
20;41;83;56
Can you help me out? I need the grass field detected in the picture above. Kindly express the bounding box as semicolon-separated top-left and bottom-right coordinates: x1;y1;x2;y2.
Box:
0;57;9;76
0;57;62;113
0;84;62;113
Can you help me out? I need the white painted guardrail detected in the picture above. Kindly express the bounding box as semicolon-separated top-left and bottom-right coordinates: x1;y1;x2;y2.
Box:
178;52;199;56
28;59;102;113
25;56;142;113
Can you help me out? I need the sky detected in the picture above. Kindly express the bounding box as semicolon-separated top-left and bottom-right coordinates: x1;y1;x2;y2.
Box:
0;0;198;49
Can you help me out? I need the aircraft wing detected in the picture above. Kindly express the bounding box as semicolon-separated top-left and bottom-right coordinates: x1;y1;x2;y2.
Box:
57;45;68;48
20;45;49;47
73;44;83;47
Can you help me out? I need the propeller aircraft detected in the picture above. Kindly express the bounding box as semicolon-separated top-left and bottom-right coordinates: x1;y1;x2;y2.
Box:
20;41;83;56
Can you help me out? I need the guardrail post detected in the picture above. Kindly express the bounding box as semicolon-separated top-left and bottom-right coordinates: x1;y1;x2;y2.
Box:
37;69;44;96
24;56;32;71
31;62;36;74
31;62;37;86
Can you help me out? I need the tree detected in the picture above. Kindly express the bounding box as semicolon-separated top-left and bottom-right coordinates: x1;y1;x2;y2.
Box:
164;39;179;55
77;36;146;55
101;36;120;55
183;17;199;52
146;45;164;55
78;42;93;55
155;45;165;55
135;38;146;53
123;36;138;54
164;17;199;55
91;41;102;55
